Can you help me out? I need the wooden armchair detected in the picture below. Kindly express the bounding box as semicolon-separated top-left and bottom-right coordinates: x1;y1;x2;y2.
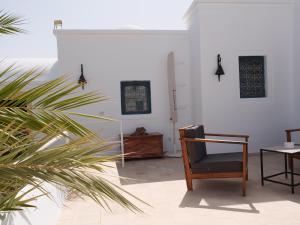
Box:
179;125;249;196
286;129;300;161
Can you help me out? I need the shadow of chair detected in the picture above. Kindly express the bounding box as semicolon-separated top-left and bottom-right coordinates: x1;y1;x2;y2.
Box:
115;154;300;214
179;179;259;214
179;153;300;214
178;177;300;214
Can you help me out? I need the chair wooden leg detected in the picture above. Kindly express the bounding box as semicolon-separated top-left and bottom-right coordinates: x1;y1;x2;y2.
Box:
242;143;247;196
289;155;292;170
242;177;246;196
246;168;249;181
186;177;193;191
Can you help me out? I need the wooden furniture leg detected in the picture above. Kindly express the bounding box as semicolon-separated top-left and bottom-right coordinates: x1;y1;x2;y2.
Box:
186;176;193;191
242;143;247;196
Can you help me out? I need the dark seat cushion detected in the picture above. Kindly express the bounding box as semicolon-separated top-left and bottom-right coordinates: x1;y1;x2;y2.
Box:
191;152;243;173
185;125;207;164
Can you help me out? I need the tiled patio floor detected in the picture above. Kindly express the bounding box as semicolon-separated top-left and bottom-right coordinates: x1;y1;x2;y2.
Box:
56;153;300;225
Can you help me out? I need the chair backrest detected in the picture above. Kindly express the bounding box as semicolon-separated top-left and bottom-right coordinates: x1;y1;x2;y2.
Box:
180;125;207;165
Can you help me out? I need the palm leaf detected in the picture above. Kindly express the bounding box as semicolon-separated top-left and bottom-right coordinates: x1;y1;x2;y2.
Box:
0;10;146;215
0;11;25;35
0;123;146;212
0;64;146;213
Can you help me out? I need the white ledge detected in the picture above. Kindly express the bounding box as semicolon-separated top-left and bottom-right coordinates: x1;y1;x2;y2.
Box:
183;0;295;22
53;29;188;37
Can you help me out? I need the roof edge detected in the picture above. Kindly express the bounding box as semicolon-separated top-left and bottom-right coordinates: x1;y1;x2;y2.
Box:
53;29;188;37
183;0;295;22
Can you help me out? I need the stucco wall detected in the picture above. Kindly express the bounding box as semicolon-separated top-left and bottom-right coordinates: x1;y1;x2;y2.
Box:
185;0;294;153
292;1;300;125
55;30;192;152
185;8;203;124
1;136;66;225
54;1;296;154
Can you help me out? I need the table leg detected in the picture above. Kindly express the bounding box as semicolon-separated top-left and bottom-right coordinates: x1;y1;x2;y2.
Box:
260;149;264;186
291;155;294;194
285;153;288;179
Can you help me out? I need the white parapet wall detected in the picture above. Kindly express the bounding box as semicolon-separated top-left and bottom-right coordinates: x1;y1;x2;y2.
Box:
2;183;65;225
1;136;68;225
54;29;193;153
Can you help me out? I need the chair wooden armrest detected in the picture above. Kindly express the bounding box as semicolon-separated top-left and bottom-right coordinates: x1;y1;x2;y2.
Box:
285;128;300;133
285;129;300;162
185;138;248;165
184;138;247;145
205;133;249;141
285;128;300;142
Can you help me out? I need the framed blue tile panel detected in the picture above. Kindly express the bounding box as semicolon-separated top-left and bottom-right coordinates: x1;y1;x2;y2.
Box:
121;81;152;115
239;56;266;99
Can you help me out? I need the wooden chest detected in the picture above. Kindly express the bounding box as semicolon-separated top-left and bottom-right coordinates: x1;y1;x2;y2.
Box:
123;133;163;159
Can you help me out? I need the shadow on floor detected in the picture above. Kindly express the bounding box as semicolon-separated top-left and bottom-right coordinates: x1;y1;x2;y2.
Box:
117;154;300;214
116;157;185;185
179;192;259;214
179;179;262;214
178;153;300;214
179;176;300;214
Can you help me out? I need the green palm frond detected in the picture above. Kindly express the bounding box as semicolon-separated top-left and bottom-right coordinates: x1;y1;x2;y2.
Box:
0;124;144;212
0;9;145;214
0;64;146;213
0;66;106;138
0;11;25;35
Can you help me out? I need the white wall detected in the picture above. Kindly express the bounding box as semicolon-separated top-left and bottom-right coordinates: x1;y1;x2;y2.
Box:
54;30;192;152
2;137;68;225
0;58;58;82
3;184;65;225
292;1;300;125
185;7;202;124
288;0;300;143
54;0;297;154
185;0;294;153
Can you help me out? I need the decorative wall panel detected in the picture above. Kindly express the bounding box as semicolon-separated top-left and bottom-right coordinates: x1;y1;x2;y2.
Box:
121;81;151;115
239;56;266;98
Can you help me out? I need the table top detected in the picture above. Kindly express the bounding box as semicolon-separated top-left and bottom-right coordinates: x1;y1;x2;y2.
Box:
261;145;300;154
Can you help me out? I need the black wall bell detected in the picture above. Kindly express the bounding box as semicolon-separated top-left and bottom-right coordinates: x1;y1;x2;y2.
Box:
78;64;87;89
215;54;225;82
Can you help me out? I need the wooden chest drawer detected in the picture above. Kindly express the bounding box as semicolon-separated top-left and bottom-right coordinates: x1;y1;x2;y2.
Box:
123;133;163;159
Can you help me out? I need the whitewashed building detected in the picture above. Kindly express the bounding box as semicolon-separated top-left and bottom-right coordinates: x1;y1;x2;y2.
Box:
4;1;300;225
52;0;300;155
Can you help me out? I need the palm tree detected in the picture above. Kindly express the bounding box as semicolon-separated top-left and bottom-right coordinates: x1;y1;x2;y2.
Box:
0;11;143;214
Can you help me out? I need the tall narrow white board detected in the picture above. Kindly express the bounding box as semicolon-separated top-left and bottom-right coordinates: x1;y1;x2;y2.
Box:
167;52;179;156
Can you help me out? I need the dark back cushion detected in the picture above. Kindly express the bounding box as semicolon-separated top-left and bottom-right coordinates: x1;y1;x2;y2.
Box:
185;125;207;165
